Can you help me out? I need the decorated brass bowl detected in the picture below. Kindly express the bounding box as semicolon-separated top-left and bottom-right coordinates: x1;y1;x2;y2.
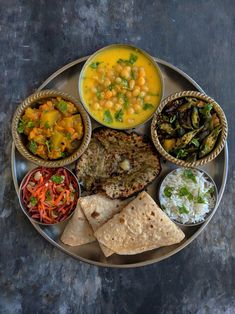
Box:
151;90;228;167
12;89;92;167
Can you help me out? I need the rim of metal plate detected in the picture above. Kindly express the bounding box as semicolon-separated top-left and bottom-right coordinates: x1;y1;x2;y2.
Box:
11;56;228;268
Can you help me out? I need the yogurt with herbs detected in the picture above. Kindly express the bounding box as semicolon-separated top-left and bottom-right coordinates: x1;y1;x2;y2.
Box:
159;168;217;224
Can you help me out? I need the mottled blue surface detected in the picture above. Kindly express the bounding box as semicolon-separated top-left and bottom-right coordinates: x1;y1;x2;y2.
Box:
0;1;234;313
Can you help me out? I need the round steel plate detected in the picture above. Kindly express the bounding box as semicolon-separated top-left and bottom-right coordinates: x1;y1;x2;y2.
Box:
11;57;228;268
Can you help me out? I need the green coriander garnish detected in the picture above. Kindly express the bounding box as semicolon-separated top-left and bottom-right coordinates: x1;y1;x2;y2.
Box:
143;103;154;110
56;100;67;113
27;121;35;128
51;175;63;184
108;83;115;91
117;53;138;66
45;190;52;201
163;186;174;198
30;196;38;206
123;95;129;109
178;204;189;214
183;169;197;183
114;109;124;122
176;149;188;159
197;189;206;203
65;132;72;140
103;110;113;124
178;186;193;200
17;119;25;133
130;69;136;80
90;62;101;69
44;121;50;129
28;141;37;154
96;90;102;100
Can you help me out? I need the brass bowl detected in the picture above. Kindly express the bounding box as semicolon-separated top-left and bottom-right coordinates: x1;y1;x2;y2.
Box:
151;91;228;167
19;167;81;226
12;89;92;167
78;43;164;130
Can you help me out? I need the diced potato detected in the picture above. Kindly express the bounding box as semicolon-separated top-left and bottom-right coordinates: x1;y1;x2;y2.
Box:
163;138;176;152
40;110;61;128
50;131;66;149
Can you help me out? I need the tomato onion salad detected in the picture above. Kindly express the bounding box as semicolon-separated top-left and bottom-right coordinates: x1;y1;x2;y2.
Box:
21;167;79;224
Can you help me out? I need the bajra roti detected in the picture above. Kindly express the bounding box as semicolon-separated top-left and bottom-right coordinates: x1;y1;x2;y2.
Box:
80;194;130;257
76;128;161;199
61;201;95;246
94;191;185;255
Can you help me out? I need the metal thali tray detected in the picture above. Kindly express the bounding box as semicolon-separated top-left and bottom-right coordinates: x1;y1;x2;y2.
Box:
11;56;228;268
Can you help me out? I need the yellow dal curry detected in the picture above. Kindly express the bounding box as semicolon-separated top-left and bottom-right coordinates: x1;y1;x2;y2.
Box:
80;46;162;128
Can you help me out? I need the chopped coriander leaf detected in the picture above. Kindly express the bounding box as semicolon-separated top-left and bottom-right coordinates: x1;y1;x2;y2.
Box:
178;204;189;214
30;196;38;206
197;195;206;203
96;91;102;100
51;175;63;184
65;132;72;140
17;119;25;133
56;100;67;113
163;186;174;198
117;92;124;99
197;189;206;203
123;95;129;109
114;109;124;122
130;69;136;80
183;169;197;183
176;149;188;159
199;103;213;118
129;53;138;65
178;186;193;200
27;121;35;128
205;186;215;196
44;121;50;129
103;110;113;124
61;151;68;158
89;62;101;69
143;103;154;110
45;190;52;201
191;138;200;147
28;141;37;154
108;83;115;91
117;53;138;66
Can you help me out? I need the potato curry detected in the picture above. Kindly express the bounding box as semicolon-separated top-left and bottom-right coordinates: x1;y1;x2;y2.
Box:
17;97;83;160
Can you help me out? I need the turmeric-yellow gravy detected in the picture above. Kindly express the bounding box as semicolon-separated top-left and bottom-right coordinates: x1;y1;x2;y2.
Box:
80;46;162;128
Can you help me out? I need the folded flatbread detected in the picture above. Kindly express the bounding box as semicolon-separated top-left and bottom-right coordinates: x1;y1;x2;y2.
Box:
94;191;185;255
80;194;130;257
61;201;95;246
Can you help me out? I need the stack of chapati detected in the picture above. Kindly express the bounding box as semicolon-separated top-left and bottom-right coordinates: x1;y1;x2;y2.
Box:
61;192;185;256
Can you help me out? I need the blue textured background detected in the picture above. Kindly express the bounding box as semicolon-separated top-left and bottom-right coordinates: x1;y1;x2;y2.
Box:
0;1;234;313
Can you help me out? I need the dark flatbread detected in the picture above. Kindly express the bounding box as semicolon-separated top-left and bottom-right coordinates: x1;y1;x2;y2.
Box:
76;128;161;199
